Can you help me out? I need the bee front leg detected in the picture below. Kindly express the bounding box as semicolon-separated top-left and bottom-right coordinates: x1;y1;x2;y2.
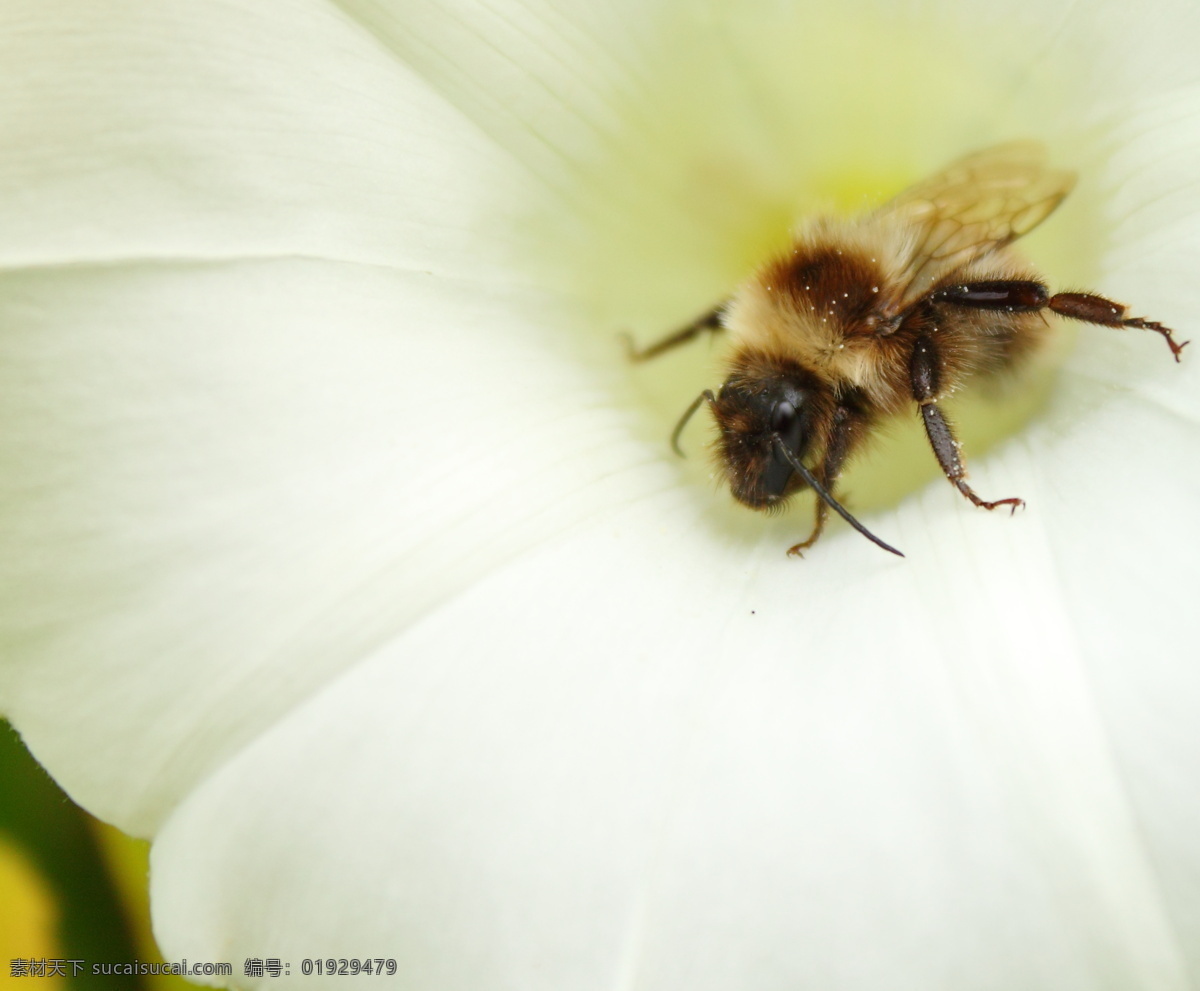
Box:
623;302;726;362
910;334;1024;514
787;405;860;556
788;484;832;558
788;501;829;557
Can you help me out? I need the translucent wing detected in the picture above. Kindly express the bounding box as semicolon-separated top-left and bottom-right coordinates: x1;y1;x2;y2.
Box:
874;142;1076;310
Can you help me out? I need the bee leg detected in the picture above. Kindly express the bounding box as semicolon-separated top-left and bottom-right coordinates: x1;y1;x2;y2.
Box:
669;389;717;457
1047;292;1189;362
787;501;829;557
910;334;1024;514
787;405;858;556
623;302;726;362
928;281;1189;362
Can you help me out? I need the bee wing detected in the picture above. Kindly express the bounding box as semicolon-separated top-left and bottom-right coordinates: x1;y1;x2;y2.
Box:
875;142;1077;310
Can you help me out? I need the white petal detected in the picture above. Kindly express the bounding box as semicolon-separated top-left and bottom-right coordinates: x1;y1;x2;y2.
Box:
0;0;531;277
4;0;1200;986
0;259;657;834
142;0;1200;982
151;441;1197;987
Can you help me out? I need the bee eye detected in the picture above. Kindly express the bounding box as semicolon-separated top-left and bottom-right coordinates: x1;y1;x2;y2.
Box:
771;400;797;436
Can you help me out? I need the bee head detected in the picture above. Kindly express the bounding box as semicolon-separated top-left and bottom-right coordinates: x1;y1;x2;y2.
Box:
708;361;829;510
666;351;902;557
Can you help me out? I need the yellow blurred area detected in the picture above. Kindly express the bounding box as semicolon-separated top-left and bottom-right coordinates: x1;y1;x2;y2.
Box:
0;824;201;991
0;835;65;989
94;825;197;991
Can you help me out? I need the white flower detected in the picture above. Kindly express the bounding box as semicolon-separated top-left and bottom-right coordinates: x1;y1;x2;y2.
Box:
2;0;1199;988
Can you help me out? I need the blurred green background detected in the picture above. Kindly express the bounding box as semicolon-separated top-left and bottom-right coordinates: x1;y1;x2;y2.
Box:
0;719;195;991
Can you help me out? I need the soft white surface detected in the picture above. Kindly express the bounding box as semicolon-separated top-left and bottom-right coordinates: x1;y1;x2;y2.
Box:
0;258;648;832
0;0;533;276
152;448;1198;988
1;0;1200;988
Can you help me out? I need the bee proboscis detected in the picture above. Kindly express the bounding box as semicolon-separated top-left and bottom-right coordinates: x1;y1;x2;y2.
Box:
628;142;1188;557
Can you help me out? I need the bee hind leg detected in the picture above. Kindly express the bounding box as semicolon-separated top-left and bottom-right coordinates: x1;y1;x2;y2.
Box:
1047;292;1189;362
623;302;726;362
911;334;1025;514
929;280;1189;361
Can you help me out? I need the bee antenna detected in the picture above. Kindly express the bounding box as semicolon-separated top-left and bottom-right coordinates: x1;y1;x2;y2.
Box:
670;389;717;457
771;436;905;558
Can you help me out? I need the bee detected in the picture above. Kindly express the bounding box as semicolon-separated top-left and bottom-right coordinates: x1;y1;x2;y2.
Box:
627;142;1188;558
